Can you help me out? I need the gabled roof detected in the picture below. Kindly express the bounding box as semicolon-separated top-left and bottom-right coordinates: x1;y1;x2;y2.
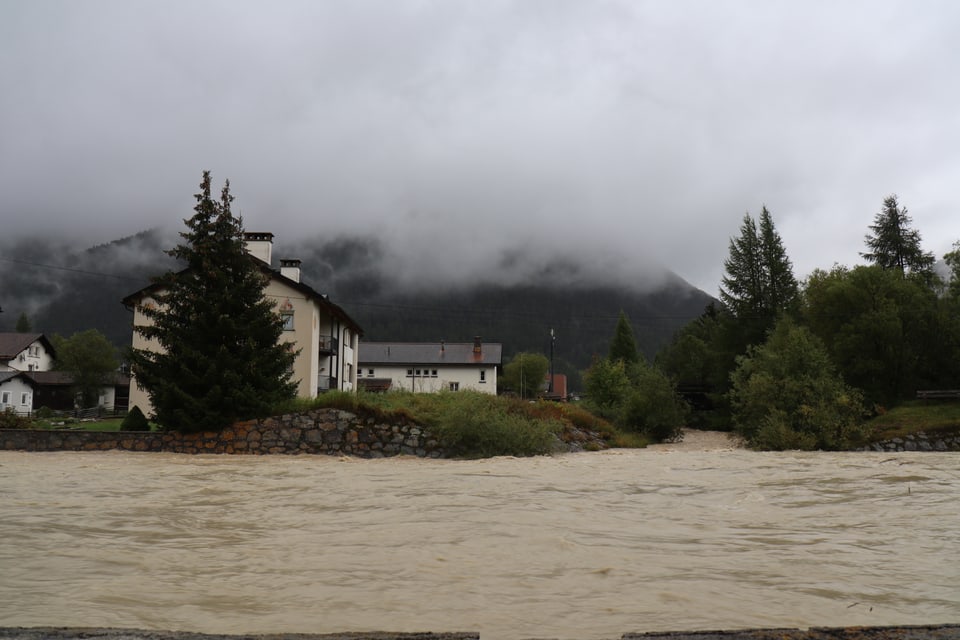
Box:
0;370;33;386
121;258;363;336
0;333;55;361
359;341;502;366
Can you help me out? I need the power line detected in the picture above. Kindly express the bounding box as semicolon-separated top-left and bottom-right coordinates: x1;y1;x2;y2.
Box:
0;256;146;282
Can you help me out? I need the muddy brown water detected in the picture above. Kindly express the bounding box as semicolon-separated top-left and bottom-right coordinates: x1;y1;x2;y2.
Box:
1;438;957;639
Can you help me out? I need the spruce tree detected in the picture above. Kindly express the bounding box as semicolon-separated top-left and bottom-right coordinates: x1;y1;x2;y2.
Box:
861;194;935;278
129;171;297;433
758;206;799;314
720;213;765;319
608;310;641;365
15;312;31;333
720;207;797;322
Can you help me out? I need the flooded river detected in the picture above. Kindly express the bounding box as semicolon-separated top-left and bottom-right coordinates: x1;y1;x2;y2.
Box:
1;442;958;639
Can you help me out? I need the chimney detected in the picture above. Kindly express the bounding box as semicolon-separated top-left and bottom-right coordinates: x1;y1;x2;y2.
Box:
280;259;302;283
473;336;482;355
244;232;274;265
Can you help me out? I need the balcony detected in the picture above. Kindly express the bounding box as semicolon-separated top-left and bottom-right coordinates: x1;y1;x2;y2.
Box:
318;335;338;354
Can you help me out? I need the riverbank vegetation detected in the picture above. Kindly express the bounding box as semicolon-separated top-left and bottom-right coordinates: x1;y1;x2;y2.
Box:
275;390;632;457
657;195;960;450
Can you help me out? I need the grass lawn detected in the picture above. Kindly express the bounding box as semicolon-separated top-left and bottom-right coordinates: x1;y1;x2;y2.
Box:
35;417;125;432
865;400;960;441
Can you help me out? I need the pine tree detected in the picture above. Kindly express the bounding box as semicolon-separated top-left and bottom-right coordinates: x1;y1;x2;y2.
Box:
720;207;797;321
608;310;641;365
129;171;297;433
758;206;799;314
861;194;935;278
720;214;765;319
15;312;31;333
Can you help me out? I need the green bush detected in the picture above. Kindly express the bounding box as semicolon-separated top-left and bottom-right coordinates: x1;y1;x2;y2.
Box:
730;319;868;450
430;392;562;457
619;366;689;443
34;406;55;419
120;406;151;431
0;408;32;430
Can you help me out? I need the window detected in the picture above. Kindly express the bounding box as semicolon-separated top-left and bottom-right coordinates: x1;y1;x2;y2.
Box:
281;312;294;331
368;369;374;377
21;393;29;405
448;382;459;391
415;369;422;376
431;369;438;377
480;370;486;383
406;369;413;377
1;392;8;404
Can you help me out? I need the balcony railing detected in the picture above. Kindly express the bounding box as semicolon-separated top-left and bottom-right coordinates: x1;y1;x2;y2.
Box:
318;335;338;354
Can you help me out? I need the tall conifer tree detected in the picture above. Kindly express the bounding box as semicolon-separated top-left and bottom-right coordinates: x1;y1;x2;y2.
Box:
720;207;797;321
861;194;935;278
608;310;641;365
129;172;296;433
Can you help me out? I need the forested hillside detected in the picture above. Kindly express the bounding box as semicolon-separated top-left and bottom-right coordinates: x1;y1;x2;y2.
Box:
0;230;715;386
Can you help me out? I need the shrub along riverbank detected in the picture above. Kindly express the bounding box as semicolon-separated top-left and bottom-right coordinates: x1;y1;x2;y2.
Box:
274;390;641;457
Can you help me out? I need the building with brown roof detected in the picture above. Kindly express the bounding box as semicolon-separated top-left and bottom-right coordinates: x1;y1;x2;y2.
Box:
0;333;56;372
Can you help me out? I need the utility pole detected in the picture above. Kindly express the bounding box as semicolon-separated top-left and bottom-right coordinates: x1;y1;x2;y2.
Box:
549;328;555;395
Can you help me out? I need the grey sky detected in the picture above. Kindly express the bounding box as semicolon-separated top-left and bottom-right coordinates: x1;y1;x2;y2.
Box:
2;0;958;295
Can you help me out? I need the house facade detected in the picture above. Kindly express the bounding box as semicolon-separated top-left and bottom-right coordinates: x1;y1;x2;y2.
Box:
0;333;55;372
123;232;362;418
0;371;34;414
24;371;131;413
357;338;501;394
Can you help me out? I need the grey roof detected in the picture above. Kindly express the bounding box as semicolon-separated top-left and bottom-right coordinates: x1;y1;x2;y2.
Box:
0;333;53;360
359;341;502;366
0;371;26;385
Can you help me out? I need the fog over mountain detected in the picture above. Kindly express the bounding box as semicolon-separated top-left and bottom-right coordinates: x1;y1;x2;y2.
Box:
2;1;958;298
0;229;714;378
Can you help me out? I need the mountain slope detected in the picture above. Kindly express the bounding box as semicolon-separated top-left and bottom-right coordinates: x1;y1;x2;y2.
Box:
0;230;715;382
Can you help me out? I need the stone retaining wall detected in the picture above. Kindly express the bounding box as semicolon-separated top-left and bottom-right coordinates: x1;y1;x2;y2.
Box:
862;430;960;452
0;409;446;458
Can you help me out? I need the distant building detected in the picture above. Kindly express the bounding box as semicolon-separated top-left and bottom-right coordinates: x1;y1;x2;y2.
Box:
357;338;502;394
542;373;568;402
0;333;55;372
122;232;363;418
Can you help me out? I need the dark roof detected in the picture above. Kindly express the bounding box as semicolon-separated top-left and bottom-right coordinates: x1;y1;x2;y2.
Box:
23;371;74;386
22;371;131;387
121;258;362;336
0;333;54;360
359;341;502;366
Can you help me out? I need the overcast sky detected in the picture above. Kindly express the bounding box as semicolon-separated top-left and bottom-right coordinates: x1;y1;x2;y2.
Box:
2;0;958;294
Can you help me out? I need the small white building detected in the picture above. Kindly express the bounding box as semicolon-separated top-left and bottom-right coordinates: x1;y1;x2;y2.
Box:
122;232;363;418
357;338;501;394
0;371;34;414
0;333;55;372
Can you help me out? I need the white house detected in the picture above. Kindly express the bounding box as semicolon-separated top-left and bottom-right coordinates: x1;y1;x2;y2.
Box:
0;333;55;372
357;338;502;394
0;371;34;414
122;232;363;418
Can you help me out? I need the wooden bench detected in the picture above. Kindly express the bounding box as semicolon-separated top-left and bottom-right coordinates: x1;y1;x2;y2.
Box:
916;390;960;400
